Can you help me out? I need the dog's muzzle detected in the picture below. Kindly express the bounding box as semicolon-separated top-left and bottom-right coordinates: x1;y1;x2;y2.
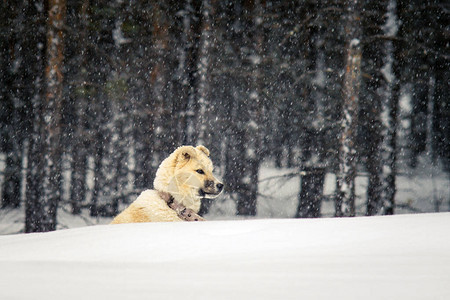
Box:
199;181;224;198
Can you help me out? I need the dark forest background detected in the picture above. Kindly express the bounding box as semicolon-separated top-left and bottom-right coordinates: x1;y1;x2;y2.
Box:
0;0;449;232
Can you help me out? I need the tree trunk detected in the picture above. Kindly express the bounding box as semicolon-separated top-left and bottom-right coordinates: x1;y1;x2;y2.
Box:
41;0;65;230
296;167;326;218
195;0;216;215
1;1;30;209
151;1;171;155
90;141;103;217
69;0;89;214
380;0;402;215
234;0;265;216
70;142;86;214
195;0;213;146
382;79;398;215
364;0;390;216
335;0;362;217
2;140;22;208
175;0;202;145
26;0;65;232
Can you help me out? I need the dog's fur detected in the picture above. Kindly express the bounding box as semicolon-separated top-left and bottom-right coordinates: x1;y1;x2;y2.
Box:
111;145;223;224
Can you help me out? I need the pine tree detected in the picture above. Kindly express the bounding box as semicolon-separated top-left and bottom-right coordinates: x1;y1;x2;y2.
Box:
335;0;362;217
0;0;21;208
431;0;450;172
195;0;213;146
176;0;202;145
378;0;399;215
362;0;388;216
66;0;90;214
26;0;66;232
87;0;118;216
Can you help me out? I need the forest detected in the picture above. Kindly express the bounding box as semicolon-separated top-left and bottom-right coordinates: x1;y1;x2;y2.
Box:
0;0;448;233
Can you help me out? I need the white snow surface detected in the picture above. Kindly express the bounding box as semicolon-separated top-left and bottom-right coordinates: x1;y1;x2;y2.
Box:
1;213;449;300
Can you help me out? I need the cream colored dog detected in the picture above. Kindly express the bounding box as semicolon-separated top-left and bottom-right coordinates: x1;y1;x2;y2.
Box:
111;145;223;224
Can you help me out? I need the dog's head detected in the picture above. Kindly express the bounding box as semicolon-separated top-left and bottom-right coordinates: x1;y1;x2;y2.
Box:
154;145;223;212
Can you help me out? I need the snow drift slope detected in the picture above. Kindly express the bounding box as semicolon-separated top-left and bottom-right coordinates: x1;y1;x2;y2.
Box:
0;213;449;300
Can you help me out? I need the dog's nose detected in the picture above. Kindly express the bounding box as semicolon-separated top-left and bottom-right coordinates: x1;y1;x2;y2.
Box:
216;183;224;191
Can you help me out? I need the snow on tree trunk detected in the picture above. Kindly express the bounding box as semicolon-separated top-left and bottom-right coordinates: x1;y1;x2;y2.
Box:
335;0;362;217
26;0;65;232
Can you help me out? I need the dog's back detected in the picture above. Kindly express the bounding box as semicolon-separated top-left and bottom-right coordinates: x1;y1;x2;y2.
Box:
111;190;182;224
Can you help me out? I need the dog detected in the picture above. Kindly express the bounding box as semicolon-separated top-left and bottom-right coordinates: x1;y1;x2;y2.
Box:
111;145;223;223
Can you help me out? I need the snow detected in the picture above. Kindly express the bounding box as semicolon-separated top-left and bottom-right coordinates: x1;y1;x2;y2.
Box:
112;20;131;47
0;213;449;299
350;38;360;47
381;0;398;86
382;0;399;37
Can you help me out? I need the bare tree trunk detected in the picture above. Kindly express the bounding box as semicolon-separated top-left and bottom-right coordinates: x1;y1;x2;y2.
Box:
335;0;362;217
70;0;89;214
195;0;213;146
195;0;216;215
90;140;103;217
41;0;65;229
151;0;171;155
26;0;65;232
296;167;326;218
175;0;202;145
380;0;401;215
23;0;47;232
235;0;265;216
1;2;31;209
2;139;22;208
382;79;398;215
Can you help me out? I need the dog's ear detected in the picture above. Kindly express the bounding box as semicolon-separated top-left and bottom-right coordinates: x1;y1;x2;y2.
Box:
196;145;210;157
176;146;197;163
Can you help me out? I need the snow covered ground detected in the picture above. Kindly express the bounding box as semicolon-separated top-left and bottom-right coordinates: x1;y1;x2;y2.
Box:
0;213;449;299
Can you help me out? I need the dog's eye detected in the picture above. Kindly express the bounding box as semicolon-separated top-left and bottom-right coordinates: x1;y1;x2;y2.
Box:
196;169;205;175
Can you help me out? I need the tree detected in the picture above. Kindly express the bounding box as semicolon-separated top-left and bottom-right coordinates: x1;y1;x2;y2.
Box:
195;0;214;146
233;0;266;216
176;0;203;145
378;0;399;215
0;0;21;208
430;0;450;173
66;0;90;214
362;0;389;216
87;0;120;217
1;0;448;227
335;0;362;217
26;0;66;232
193;0;217;215
296;167;326;218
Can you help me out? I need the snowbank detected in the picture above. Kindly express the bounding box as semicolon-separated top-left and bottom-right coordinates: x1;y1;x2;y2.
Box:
0;213;449;299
